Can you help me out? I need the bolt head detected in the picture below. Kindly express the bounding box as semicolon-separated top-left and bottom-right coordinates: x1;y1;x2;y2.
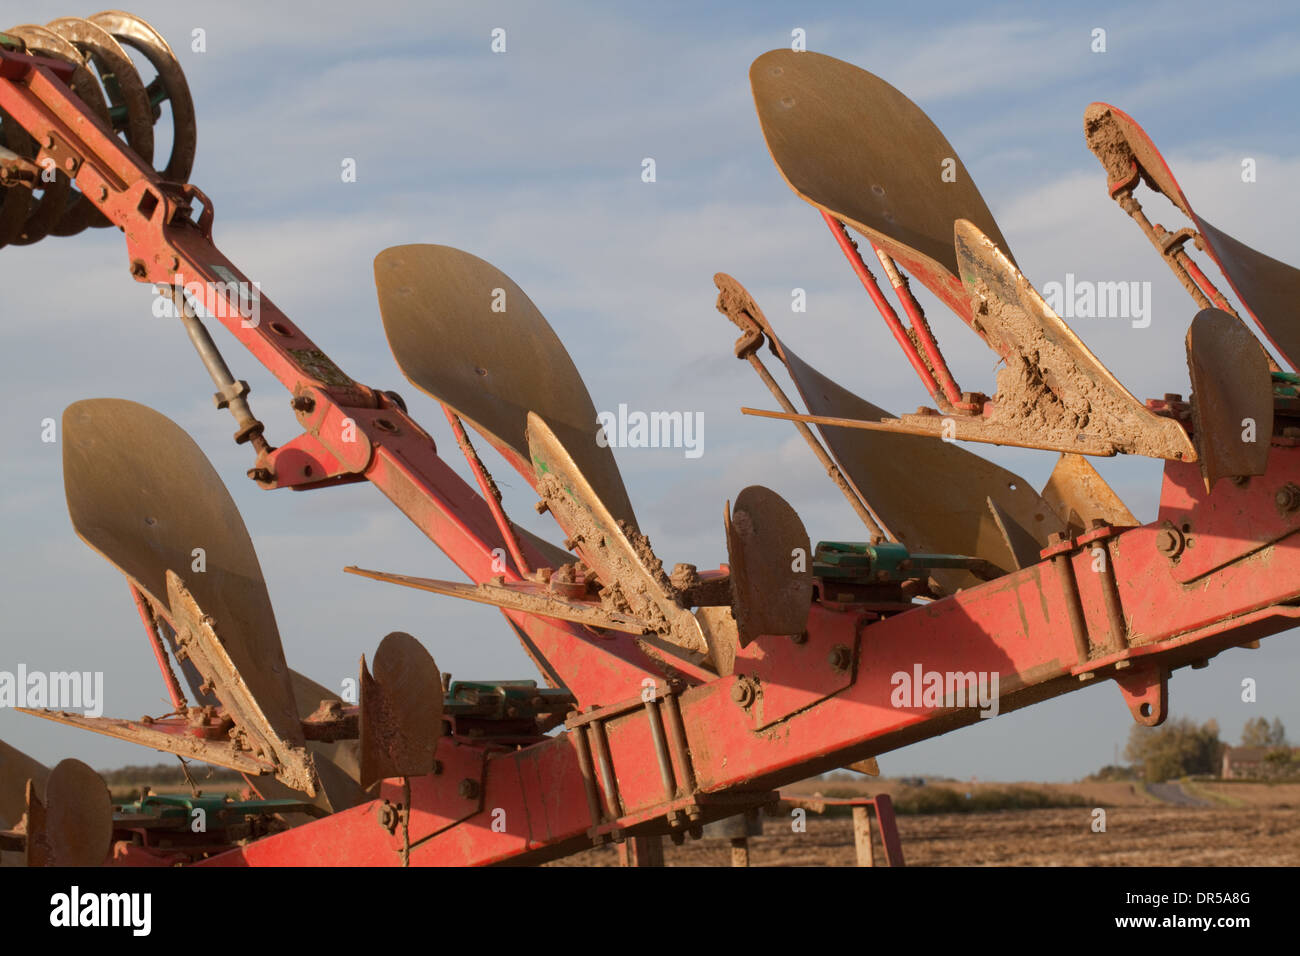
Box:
730;677;756;707
1155;527;1184;557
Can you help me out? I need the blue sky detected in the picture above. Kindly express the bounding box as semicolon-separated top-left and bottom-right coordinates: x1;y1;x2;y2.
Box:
2;0;1298;782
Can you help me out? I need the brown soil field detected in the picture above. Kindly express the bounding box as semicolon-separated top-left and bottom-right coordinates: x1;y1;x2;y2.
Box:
550;781;1300;867
780;777;1160;806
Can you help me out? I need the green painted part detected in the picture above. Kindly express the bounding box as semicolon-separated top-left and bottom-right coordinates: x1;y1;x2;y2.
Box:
0;33;24;52
113;793;315;827
1271;371;1299;397
813;540;978;581
444;679;572;718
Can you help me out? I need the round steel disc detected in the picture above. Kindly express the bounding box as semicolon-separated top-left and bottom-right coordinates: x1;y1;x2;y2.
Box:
43;758;111;866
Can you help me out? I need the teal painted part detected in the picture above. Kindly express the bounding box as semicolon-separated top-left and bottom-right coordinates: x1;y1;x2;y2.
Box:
114;793;310;821
813;540;977;581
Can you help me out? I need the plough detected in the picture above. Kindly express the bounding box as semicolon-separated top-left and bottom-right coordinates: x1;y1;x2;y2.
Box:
1;16;1298;866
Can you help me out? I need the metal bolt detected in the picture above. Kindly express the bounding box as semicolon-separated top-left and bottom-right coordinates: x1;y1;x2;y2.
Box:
458;778;480;800
376;802;397;832
789;631;808;645
290;394;315;413
1154;526;1184;557
1276;484;1300;513
247;467;273;483
730;677;756;708
828;644;852;673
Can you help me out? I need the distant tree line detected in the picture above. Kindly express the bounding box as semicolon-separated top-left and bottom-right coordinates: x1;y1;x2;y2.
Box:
1112;716;1295;782
97;762;243;785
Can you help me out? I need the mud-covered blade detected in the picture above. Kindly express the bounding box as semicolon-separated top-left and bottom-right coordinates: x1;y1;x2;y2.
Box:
750;49;1012;324
287;670;366;810
19;708;275;775
0;739;49;829
726;487;812;646
955;221;1197;461
359;632;443;788
62;400;304;757
716;274;1062;582
27;759;111;867
344;566;654;634
527;412;712;660
167;571;318;795
1041;454;1137;534
1085;103;1300;370
1187;308;1273;489
374;244;636;525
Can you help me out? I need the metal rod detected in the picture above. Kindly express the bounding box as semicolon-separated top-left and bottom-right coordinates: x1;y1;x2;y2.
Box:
1049;537;1092;668
740;405;1108;455
442;406;532;578
644;698;683;828
1118;194;1279;372
1093;535;1130;652
871;244;964;407
660;693;697;796
570;719;605;828
1180;252;1239;317
821;212;946;406
588;721;622;818
743;350;886;542
1116;194;1212;309
129;583;186;710
170;285;269;455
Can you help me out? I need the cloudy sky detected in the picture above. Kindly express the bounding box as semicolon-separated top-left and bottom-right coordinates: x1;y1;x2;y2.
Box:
2;0;1298;782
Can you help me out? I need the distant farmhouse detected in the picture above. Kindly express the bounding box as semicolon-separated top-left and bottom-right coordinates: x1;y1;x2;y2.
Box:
1221;746;1300;779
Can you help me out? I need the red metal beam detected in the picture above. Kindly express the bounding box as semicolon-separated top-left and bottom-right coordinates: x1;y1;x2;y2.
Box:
202;449;1300;865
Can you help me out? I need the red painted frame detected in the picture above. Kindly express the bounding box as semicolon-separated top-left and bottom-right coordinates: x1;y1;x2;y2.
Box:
3;48;1295;867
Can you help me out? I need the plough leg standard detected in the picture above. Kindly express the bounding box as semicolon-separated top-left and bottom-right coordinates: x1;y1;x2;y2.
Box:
1;19;1297;866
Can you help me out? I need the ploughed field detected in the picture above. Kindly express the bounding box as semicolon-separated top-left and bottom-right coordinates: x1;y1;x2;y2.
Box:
550;781;1300;866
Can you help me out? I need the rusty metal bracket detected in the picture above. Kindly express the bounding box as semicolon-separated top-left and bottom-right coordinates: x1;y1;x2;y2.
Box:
1114;662;1168;726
